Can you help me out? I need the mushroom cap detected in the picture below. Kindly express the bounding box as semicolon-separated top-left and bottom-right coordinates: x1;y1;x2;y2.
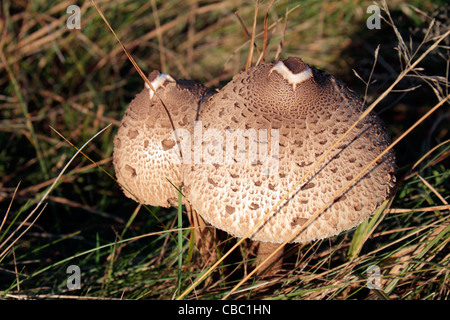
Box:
183;57;396;243
113;71;213;207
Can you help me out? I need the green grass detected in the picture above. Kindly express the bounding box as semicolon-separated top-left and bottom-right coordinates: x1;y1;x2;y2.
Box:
0;0;449;300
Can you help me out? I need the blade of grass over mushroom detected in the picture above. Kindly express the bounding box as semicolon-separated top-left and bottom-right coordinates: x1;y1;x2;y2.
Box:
90;0;183;161
223;95;449;299
177;28;450;299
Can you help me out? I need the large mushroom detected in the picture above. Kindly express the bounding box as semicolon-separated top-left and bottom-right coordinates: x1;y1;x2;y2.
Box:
183;57;396;273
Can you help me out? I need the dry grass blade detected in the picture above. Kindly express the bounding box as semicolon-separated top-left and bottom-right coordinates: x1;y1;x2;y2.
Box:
0;203;48;261
274;2;290;62
416;174;448;205
386;205;450;214
0;182;20;234
410;139;450;172
260;0;275;64
234;12;261;58
89;1;155;97
245;0;259;71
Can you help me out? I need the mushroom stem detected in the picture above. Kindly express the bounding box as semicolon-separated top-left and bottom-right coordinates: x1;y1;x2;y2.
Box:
186;204;220;267
255;242;284;276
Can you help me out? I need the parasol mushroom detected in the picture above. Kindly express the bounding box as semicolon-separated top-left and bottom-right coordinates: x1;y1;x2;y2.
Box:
183;57;396;274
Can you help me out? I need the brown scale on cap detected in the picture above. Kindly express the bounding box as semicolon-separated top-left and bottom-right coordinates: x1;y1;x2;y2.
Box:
281;57;309;74
184;57;396;244
113;71;213;207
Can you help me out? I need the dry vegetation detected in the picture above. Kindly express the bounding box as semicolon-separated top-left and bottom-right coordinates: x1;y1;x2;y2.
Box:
0;0;449;300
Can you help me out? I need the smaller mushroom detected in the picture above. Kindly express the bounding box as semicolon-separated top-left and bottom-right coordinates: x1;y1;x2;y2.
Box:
113;70;220;266
113;70;212;207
